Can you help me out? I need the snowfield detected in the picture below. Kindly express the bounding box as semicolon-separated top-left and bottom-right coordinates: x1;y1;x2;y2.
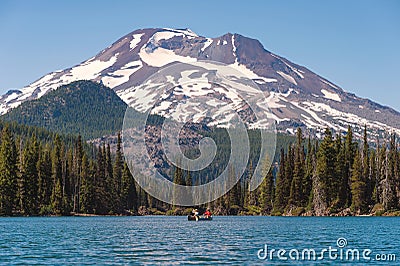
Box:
139;46;197;68
321;89;341;102
277;71;297;85
130;33;144;50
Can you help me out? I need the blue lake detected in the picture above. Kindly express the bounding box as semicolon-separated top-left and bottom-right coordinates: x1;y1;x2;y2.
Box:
0;216;399;265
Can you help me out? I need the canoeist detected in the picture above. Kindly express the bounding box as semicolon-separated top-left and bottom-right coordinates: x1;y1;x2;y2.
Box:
204;208;212;218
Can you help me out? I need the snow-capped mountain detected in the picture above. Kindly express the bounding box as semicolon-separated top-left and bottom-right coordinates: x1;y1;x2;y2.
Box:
1;27;400;138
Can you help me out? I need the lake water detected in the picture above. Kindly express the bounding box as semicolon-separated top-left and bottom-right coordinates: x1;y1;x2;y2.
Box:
0;216;399;265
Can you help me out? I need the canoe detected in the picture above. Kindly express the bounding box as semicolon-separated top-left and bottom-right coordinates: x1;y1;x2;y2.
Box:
187;215;213;221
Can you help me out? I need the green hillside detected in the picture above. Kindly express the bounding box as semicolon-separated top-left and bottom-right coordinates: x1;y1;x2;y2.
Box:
2;80;127;139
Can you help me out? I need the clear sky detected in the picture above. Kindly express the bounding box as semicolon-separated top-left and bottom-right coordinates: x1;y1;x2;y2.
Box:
0;1;399;110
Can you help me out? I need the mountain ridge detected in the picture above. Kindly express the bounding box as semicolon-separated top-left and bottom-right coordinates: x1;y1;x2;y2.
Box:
1;27;399;138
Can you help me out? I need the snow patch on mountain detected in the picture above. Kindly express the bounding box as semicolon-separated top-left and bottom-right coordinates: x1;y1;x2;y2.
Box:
230;62;277;83
22;73;56;97
277;71;297;85
3;92;20;103
130;33;144;50
30;72;58;89
320;78;341;91
117;83;160;112
102;60;142;88
264;92;287;109
139;46;197;67
201;38;213;52
265;111;290;124
302;101;400;135
281;88;294;98
292;101;337;130
151;31;184;44
231;35;236;55
69;55;118;81
151;100;173;115
321;89;341;102
178;70;204;84
301;113;321;129
282;60;304;79
163;28;198;38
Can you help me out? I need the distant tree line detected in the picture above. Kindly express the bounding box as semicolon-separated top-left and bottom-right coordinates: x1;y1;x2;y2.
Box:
0;125;139;216
205;126;400;216
0;123;399;216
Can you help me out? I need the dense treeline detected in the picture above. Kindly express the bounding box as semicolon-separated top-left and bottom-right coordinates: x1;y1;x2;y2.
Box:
0;120;78;147
1;122;399;216
208;126;400;216
0;125;138;216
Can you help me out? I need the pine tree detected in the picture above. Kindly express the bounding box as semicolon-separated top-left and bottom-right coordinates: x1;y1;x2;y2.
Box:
344;126;356;206
396;143;400;210
138;185;149;208
114;133;123;193
245;162;258;208
19;135;39;215
376;139;386;205
72;135;83;213
289;128;304;207
94;145;108;214
259;165;274;214
370;149;377;204
313;128;336;214
382;133;398;210
65;148;74;209
113;133;123;211
61;143;71;214
186;169;192;187
172;164;185;207
0;126;18;216
303;137;313;208
285;145;294;190
362;126;372;206
121;162;138;211
80;154;95;213
273;149;287;214
226;164;240;210
335;133;347;209
37;144;52;212
50;135;63;215
350;149;368;214
105;143;115;212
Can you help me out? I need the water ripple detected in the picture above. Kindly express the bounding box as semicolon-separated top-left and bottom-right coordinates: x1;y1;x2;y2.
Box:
0;216;398;265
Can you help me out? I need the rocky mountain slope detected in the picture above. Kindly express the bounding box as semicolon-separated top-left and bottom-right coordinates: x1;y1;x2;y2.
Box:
1;28;399;138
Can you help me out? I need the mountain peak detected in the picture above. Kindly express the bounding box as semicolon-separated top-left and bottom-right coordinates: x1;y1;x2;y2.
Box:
1;28;400;138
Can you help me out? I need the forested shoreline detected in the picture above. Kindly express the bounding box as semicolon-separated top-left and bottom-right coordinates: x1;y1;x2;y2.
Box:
0;121;399;217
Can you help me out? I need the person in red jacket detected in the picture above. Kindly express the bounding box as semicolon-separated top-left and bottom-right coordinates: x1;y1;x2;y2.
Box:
204;208;212;218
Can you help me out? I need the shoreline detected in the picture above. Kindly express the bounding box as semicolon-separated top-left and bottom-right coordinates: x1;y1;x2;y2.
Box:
2;212;399;218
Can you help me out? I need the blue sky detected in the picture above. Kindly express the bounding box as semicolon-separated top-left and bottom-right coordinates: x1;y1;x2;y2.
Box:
0;1;399;110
